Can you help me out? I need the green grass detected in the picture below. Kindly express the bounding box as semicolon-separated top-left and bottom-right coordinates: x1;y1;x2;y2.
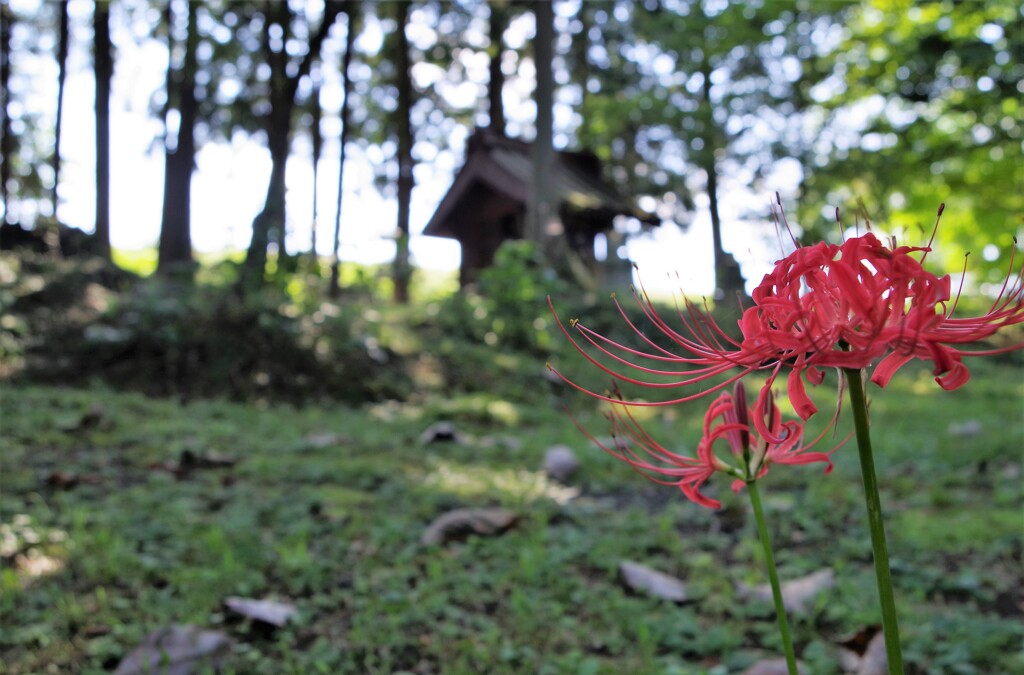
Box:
1;357;1022;674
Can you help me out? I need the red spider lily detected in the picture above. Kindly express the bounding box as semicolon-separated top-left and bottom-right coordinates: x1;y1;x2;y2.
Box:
742;209;1024;416
546;288;765;408
575;382;837;509
548;203;1023;425
708;383;838;495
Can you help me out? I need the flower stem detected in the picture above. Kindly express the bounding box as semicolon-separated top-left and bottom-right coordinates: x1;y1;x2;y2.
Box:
843;367;904;675
747;481;799;675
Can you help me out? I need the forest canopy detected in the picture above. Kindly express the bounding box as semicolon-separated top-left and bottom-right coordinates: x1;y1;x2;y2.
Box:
1;0;1020;292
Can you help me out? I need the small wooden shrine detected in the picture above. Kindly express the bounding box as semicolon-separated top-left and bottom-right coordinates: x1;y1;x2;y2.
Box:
422;128;657;286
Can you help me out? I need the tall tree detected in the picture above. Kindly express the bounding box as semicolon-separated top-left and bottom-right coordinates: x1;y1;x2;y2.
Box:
329;4;358;300
799;0;1022;283
51;0;70;222
697;54;733;297
392;1;414;304
92;0;112;259
487;1;507;134
571;1;832;297
157;0;198;274
0;3;13;223
243;1;344;283
309;75;322;259
526;0;557;249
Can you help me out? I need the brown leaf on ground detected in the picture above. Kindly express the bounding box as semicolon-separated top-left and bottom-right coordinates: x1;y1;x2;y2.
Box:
148;450;240;479
420;508;518;546
178;449;238;470
618;561;688;603
837;625;888;673
45;471;101;490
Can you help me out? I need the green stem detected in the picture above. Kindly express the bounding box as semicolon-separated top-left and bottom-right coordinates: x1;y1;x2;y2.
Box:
747;481;799;675
843;367;904;675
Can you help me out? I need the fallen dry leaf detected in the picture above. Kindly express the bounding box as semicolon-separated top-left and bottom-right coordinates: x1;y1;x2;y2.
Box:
856;631;888;675
45;471;101;490
618;561;688;603
178;449;238;470
148;450;240;479
743;658;806;675
420;508;517;546
114;625;231;675
742;567;834;614
224;596;297;627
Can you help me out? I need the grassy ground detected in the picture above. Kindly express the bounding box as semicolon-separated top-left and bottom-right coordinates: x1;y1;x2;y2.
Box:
1;356;1021;674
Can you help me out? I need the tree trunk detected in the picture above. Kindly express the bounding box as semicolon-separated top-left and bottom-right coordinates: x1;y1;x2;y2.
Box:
329;4;357;300
243;1;343;284
93;0;112;260
487;2;506;134
244;1;292;277
1;4;13;224
571;4;590;128
157;0;197;275
310;79;322;258
392;1;413;304
700;63;742;299
705;154;726;287
52;0;70;222
527;0;558;249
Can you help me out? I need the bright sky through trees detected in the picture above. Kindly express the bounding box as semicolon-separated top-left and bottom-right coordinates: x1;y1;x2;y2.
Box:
10;0;824;295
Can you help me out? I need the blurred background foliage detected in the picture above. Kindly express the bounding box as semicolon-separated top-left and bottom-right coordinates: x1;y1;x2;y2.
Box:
1;0;1019;292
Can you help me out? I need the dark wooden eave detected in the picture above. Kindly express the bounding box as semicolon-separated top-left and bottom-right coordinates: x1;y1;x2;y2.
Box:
423;129;657;239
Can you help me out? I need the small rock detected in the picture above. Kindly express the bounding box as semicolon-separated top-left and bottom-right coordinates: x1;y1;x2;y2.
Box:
420;508;518;546
114;625;231;675
420;422;466;445
543;445;579;482
947;419;982;438
618;561;688;603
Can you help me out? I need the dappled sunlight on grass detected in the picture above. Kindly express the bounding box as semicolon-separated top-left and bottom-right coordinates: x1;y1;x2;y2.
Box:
421;392;523;427
420;458;578;506
1;357;1020;673
0;515;71;593
110;248;156;276
894;506;1023;553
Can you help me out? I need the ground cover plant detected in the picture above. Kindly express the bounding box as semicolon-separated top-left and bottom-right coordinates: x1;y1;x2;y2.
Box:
546;208;1024;673
1;247;1021;673
2;356;1021;673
